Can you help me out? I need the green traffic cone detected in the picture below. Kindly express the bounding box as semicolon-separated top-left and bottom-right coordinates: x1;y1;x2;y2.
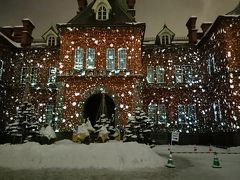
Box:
212;152;222;168
166;152;175;168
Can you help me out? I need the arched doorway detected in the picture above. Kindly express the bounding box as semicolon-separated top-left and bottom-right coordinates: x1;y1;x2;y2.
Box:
83;93;115;126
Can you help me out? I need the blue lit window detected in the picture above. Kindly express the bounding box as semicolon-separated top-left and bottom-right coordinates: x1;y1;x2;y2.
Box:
74;47;84;70
86;48;95;69
106;48;115;70
20;67;28;84
178;104;186;124
158;104;167;124
175;65;183;83
147;66;154;83
30;67;37;87
0;60;4;80
156;66;165;83
188;104;197;124
148;102;157;122
184;65;193;84
213;100;222;122
44;105;54;124
118;48;126;69
48;67;57;84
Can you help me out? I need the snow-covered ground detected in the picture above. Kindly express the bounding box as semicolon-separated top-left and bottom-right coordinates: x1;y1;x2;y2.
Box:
0;141;240;180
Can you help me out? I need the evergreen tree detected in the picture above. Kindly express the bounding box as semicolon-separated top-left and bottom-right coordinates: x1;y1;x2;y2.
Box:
123;107;154;145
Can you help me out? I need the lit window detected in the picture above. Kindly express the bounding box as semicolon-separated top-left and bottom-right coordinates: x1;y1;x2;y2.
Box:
74;47;84;70
148;102;157;122
183;66;193;84
207;54;216;75
213;100;222;122
188;104;197;124
161;35;170;45
48;67;57;84
106;48;115;70
118;48;126;69
30;67;37;87
20;67;28;84
47;36;56;46
86;48;95;69
147;66;154;83
0;60;3;80
156;66;165;83
158;104;167;124
175;65;183;83
44;105;54;124
178;104;186;124
97;5;108;21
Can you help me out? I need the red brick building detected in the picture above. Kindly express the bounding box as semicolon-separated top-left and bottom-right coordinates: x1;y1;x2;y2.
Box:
0;0;240;133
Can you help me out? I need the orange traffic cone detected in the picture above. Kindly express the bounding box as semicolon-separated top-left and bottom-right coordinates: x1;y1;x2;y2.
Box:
212;152;222;168
166;152;175;168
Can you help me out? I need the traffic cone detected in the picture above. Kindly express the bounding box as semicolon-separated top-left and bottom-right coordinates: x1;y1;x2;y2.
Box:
212;152;222;168
166;152;175;168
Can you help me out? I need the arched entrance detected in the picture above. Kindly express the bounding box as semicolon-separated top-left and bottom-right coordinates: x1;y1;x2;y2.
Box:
83;93;115;126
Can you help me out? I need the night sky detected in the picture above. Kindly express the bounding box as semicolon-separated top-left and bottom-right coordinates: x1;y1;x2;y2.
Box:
0;0;238;38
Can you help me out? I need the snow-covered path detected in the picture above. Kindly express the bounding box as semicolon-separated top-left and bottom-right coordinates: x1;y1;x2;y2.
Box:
0;142;240;180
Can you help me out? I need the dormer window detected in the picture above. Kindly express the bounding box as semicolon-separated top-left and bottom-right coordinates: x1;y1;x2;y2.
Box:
47;36;56;46
97;5;107;21
92;0;112;21
155;24;175;45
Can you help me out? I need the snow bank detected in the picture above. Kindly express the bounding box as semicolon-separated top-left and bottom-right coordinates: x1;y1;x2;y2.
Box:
0;141;165;170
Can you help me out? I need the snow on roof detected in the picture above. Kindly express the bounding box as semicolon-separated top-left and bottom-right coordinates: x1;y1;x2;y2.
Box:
0;32;21;48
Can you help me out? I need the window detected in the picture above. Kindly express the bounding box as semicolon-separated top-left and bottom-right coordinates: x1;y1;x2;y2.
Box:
47;36;56;46
74;47;84;70
183;66;193;84
207;54;216;75
158;104;167;124
97;5;108;21
48;67;57;84
156;66;165;83
147;66;154;83
175;65;183;83
213;100;222;122
161;35;170;45
178;104;186;124
0;60;3;80
20;67;28;84
118;48;126;69
86;48;95;69
30;67;37;86
148;102;157;122
44;105;54;124
188;104;197;124
106;48;115;70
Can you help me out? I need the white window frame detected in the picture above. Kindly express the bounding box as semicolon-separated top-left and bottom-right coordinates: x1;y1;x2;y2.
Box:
118;48;126;70
47;36;56;46
86;48;95;70
213;100;222;122
183;65;193;84
106;48;115;70
97;4;108;21
188;104;197;124
74;47;84;70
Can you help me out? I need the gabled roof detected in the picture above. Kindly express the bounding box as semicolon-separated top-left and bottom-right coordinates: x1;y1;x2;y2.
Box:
67;0;135;26
0;32;21;48
156;24;175;37
227;2;240;15
41;26;58;40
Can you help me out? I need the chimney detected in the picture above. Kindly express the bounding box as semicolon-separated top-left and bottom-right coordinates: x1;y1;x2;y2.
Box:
201;22;212;34
127;0;136;20
77;0;88;13
186;16;198;44
21;19;35;47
